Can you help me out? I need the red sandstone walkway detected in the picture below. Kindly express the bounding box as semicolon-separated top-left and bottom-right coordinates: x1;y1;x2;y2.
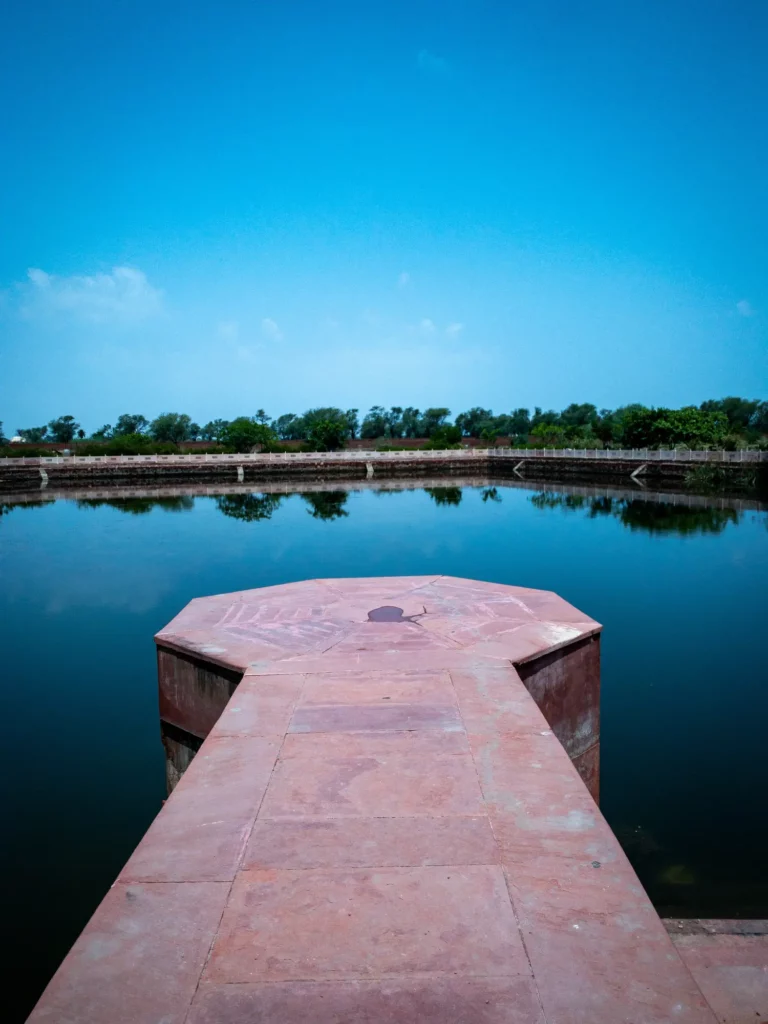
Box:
29;576;735;1022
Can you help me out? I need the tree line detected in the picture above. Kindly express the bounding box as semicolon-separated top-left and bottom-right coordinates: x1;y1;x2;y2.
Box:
3;396;767;452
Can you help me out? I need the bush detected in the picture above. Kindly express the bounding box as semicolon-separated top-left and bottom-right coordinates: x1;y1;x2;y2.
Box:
75;435;179;456
421;425;463;450
421;440;462;450
0;446;55;458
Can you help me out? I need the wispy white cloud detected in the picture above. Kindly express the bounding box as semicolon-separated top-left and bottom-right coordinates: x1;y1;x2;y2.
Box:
21;266;164;322
217;320;239;341
417;49;450;76
736;299;754;317
419;317;436;335
261;317;283;340
446;322;464;337
397;271;410;289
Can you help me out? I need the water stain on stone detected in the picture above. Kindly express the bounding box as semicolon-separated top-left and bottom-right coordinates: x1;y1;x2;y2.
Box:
367;606;422;623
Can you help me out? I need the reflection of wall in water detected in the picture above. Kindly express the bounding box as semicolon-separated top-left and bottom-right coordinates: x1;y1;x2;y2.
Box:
161;721;204;792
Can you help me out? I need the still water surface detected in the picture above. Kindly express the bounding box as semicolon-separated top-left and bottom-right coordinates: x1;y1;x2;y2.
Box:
2;479;767;1020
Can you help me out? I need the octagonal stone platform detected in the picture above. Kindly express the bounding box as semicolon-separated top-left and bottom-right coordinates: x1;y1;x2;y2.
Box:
28;576;720;1023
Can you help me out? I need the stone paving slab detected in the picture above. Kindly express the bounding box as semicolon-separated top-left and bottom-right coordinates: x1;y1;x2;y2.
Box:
27;881;230;1024
667;920;768;1022
28;576;725;1023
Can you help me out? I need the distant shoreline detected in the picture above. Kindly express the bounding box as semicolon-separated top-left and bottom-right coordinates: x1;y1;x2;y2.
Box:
1;449;764;500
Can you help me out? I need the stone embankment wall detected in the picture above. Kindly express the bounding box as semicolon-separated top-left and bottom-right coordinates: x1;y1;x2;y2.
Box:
0;454;483;491
2;449;765;493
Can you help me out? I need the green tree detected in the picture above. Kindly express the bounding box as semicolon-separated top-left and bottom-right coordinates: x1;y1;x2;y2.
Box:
361;406;389;438
345;409;360;439
531;422;567;446
200;419;230;441
507;408;532;436
384;407;404;438
622;407;727;448
421;408;451;436
455;407;493;437
17;425;48;443
90;424;113;440
0;422;6;444
113;414;149;436
559;403;598;428
593;405;647;445
750;401;768;434
149;412;193;443
47;415;80;443
306;415;349;451
401;407;423;438
530;407;559;430
274;413;301;439
221;417;279;453
254;409;270;425
299;408;350;441
700;397;760;433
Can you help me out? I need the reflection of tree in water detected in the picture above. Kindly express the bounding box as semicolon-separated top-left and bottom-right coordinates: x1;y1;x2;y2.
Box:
529;493;589;512
481;487;501;503
529;491;740;536
302;491;349;520
76;496;195;515
216;493;284;522
0;498;58;521
620;501;738;535
425;487;463;507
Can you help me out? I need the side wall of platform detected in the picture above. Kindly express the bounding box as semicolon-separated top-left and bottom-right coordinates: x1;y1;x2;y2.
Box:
517;634;601;800
157;635;601;802
157;647;243;792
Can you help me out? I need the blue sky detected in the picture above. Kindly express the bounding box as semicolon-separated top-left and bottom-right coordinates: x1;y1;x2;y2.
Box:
1;0;766;432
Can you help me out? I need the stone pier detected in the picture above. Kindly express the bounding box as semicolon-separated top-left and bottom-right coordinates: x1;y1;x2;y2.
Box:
29;576;735;1022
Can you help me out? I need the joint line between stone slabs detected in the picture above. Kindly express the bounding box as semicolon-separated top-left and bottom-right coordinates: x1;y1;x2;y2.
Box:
193;970;541;987
447;667;549;1024
257;812;489;820
181;671;308;1024
402;573;446;594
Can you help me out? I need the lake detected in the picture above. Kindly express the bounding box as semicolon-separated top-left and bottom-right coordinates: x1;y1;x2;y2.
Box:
2;477;767;1021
